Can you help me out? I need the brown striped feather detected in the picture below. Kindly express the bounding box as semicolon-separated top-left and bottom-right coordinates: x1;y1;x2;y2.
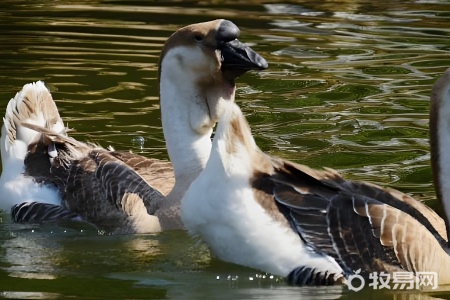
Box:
354;200;450;283
109;151;174;196
22;123;166;233
269;160;450;283
222;103;450;284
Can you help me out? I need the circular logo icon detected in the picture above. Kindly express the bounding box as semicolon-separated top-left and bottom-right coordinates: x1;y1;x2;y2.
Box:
345;269;365;292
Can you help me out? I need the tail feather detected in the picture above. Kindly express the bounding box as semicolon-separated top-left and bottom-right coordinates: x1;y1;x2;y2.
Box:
0;82;66;211
2;81;65;156
21;122;93;166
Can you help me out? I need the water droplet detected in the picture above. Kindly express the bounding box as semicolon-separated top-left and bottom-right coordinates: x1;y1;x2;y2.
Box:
131;136;145;150
31;229;34;233
249;277;254;281
216;276;220;280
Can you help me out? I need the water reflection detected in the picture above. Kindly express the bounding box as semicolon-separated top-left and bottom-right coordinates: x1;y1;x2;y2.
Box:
0;291;61;299
3;230;60;280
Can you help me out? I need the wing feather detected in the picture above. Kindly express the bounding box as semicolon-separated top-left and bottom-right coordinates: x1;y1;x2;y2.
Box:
22;123;166;233
11;201;81;223
270;160;450;281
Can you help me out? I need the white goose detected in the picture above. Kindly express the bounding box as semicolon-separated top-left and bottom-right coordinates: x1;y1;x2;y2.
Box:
0;19;267;234
181;69;450;285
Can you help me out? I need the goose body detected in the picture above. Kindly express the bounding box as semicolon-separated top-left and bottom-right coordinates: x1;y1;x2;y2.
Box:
182;69;450;285
0;19;267;234
182;102;344;284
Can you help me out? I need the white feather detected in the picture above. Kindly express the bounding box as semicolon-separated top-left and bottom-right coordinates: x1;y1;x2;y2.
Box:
0;82;62;212
182;103;342;277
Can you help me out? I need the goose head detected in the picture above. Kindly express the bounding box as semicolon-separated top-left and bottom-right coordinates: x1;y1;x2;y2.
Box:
158;19;267;203
159;19;267;134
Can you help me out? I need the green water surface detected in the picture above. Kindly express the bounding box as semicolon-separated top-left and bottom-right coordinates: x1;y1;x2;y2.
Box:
1;0;450;298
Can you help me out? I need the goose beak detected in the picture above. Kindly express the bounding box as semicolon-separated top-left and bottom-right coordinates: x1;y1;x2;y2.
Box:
219;39;268;78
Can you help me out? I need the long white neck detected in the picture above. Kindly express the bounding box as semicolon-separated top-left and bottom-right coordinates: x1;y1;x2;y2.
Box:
160;84;212;202
430;70;450;244
159;58;234;204
211;103;260;175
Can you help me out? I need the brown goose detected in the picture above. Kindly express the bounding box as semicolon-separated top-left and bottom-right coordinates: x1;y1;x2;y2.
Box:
181;70;450;286
0;19;267;234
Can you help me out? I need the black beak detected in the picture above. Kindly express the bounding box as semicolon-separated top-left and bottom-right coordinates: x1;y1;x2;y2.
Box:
219;39;268;79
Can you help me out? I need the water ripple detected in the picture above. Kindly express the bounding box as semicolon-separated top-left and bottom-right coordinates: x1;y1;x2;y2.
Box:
2;0;450;297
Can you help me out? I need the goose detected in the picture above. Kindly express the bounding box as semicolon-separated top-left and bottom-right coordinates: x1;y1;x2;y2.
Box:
181;69;450;286
0;19;267;234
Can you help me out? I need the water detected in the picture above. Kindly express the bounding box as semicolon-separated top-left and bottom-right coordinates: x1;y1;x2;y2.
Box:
1;0;450;298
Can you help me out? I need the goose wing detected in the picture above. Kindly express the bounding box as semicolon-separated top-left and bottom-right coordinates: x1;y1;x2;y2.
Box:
270;160;449;278
11;202;81;223
108;151;174;196
19;123;165;233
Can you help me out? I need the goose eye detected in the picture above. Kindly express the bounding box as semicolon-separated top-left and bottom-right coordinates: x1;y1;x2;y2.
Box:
194;35;203;42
